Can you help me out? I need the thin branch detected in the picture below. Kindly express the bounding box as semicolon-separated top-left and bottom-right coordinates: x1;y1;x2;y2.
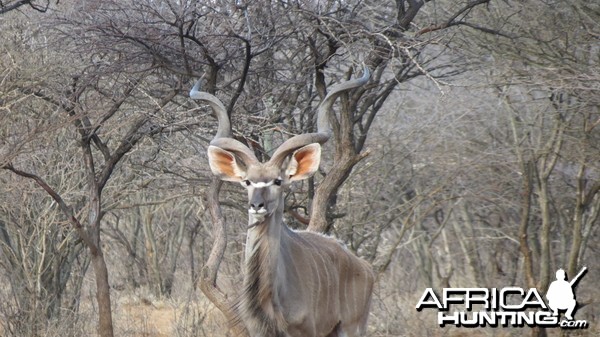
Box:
97;90;177;191
226;36;252;117
414;0;508;37
2;164;99;255
0;0;50;14
287;207;310;225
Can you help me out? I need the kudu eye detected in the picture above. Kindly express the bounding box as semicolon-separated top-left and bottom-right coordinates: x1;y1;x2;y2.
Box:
274;179;282;186
244;180;251;186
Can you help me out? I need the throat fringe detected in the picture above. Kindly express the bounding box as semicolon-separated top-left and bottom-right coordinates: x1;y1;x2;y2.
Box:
232;226;287;335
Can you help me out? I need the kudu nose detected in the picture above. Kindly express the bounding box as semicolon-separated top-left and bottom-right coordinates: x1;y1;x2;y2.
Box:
250;202;265;210
249;188;267;213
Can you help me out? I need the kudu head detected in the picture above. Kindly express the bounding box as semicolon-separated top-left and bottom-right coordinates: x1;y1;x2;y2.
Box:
191;67;370;226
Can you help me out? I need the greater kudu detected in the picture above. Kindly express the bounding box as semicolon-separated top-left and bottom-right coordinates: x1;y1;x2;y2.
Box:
190;68;374;337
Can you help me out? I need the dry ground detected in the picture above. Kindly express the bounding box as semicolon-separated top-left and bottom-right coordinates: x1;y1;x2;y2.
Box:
100;291;598;337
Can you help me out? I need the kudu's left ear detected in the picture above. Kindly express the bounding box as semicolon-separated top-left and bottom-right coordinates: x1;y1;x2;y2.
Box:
286;143;321;181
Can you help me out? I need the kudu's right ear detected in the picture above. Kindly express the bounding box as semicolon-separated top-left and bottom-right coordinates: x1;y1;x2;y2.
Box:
207;145;246;182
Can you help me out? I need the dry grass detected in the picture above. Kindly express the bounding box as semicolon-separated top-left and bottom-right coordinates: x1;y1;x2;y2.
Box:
1;268;597;337
2;285;597;337
110;293;228;337
104;289;598;337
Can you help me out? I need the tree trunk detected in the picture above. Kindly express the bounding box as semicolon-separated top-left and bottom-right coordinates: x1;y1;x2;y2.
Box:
200;178;250;337
518;161;536;289
308;152;357;233
91;249;114;337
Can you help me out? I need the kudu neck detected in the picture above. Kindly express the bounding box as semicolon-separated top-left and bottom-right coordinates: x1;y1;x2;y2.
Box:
243;194;290;325
245;195;286;264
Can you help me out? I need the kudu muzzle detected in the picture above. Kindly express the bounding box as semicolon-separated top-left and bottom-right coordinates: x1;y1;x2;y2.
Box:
249;187;268;215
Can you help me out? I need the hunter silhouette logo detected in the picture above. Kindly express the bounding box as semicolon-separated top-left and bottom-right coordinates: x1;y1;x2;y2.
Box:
546;267;587;321
415;267;589;329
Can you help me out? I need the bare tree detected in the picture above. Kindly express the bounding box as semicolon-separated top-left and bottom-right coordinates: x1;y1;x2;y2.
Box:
1;7;182;332
0;176;88;335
